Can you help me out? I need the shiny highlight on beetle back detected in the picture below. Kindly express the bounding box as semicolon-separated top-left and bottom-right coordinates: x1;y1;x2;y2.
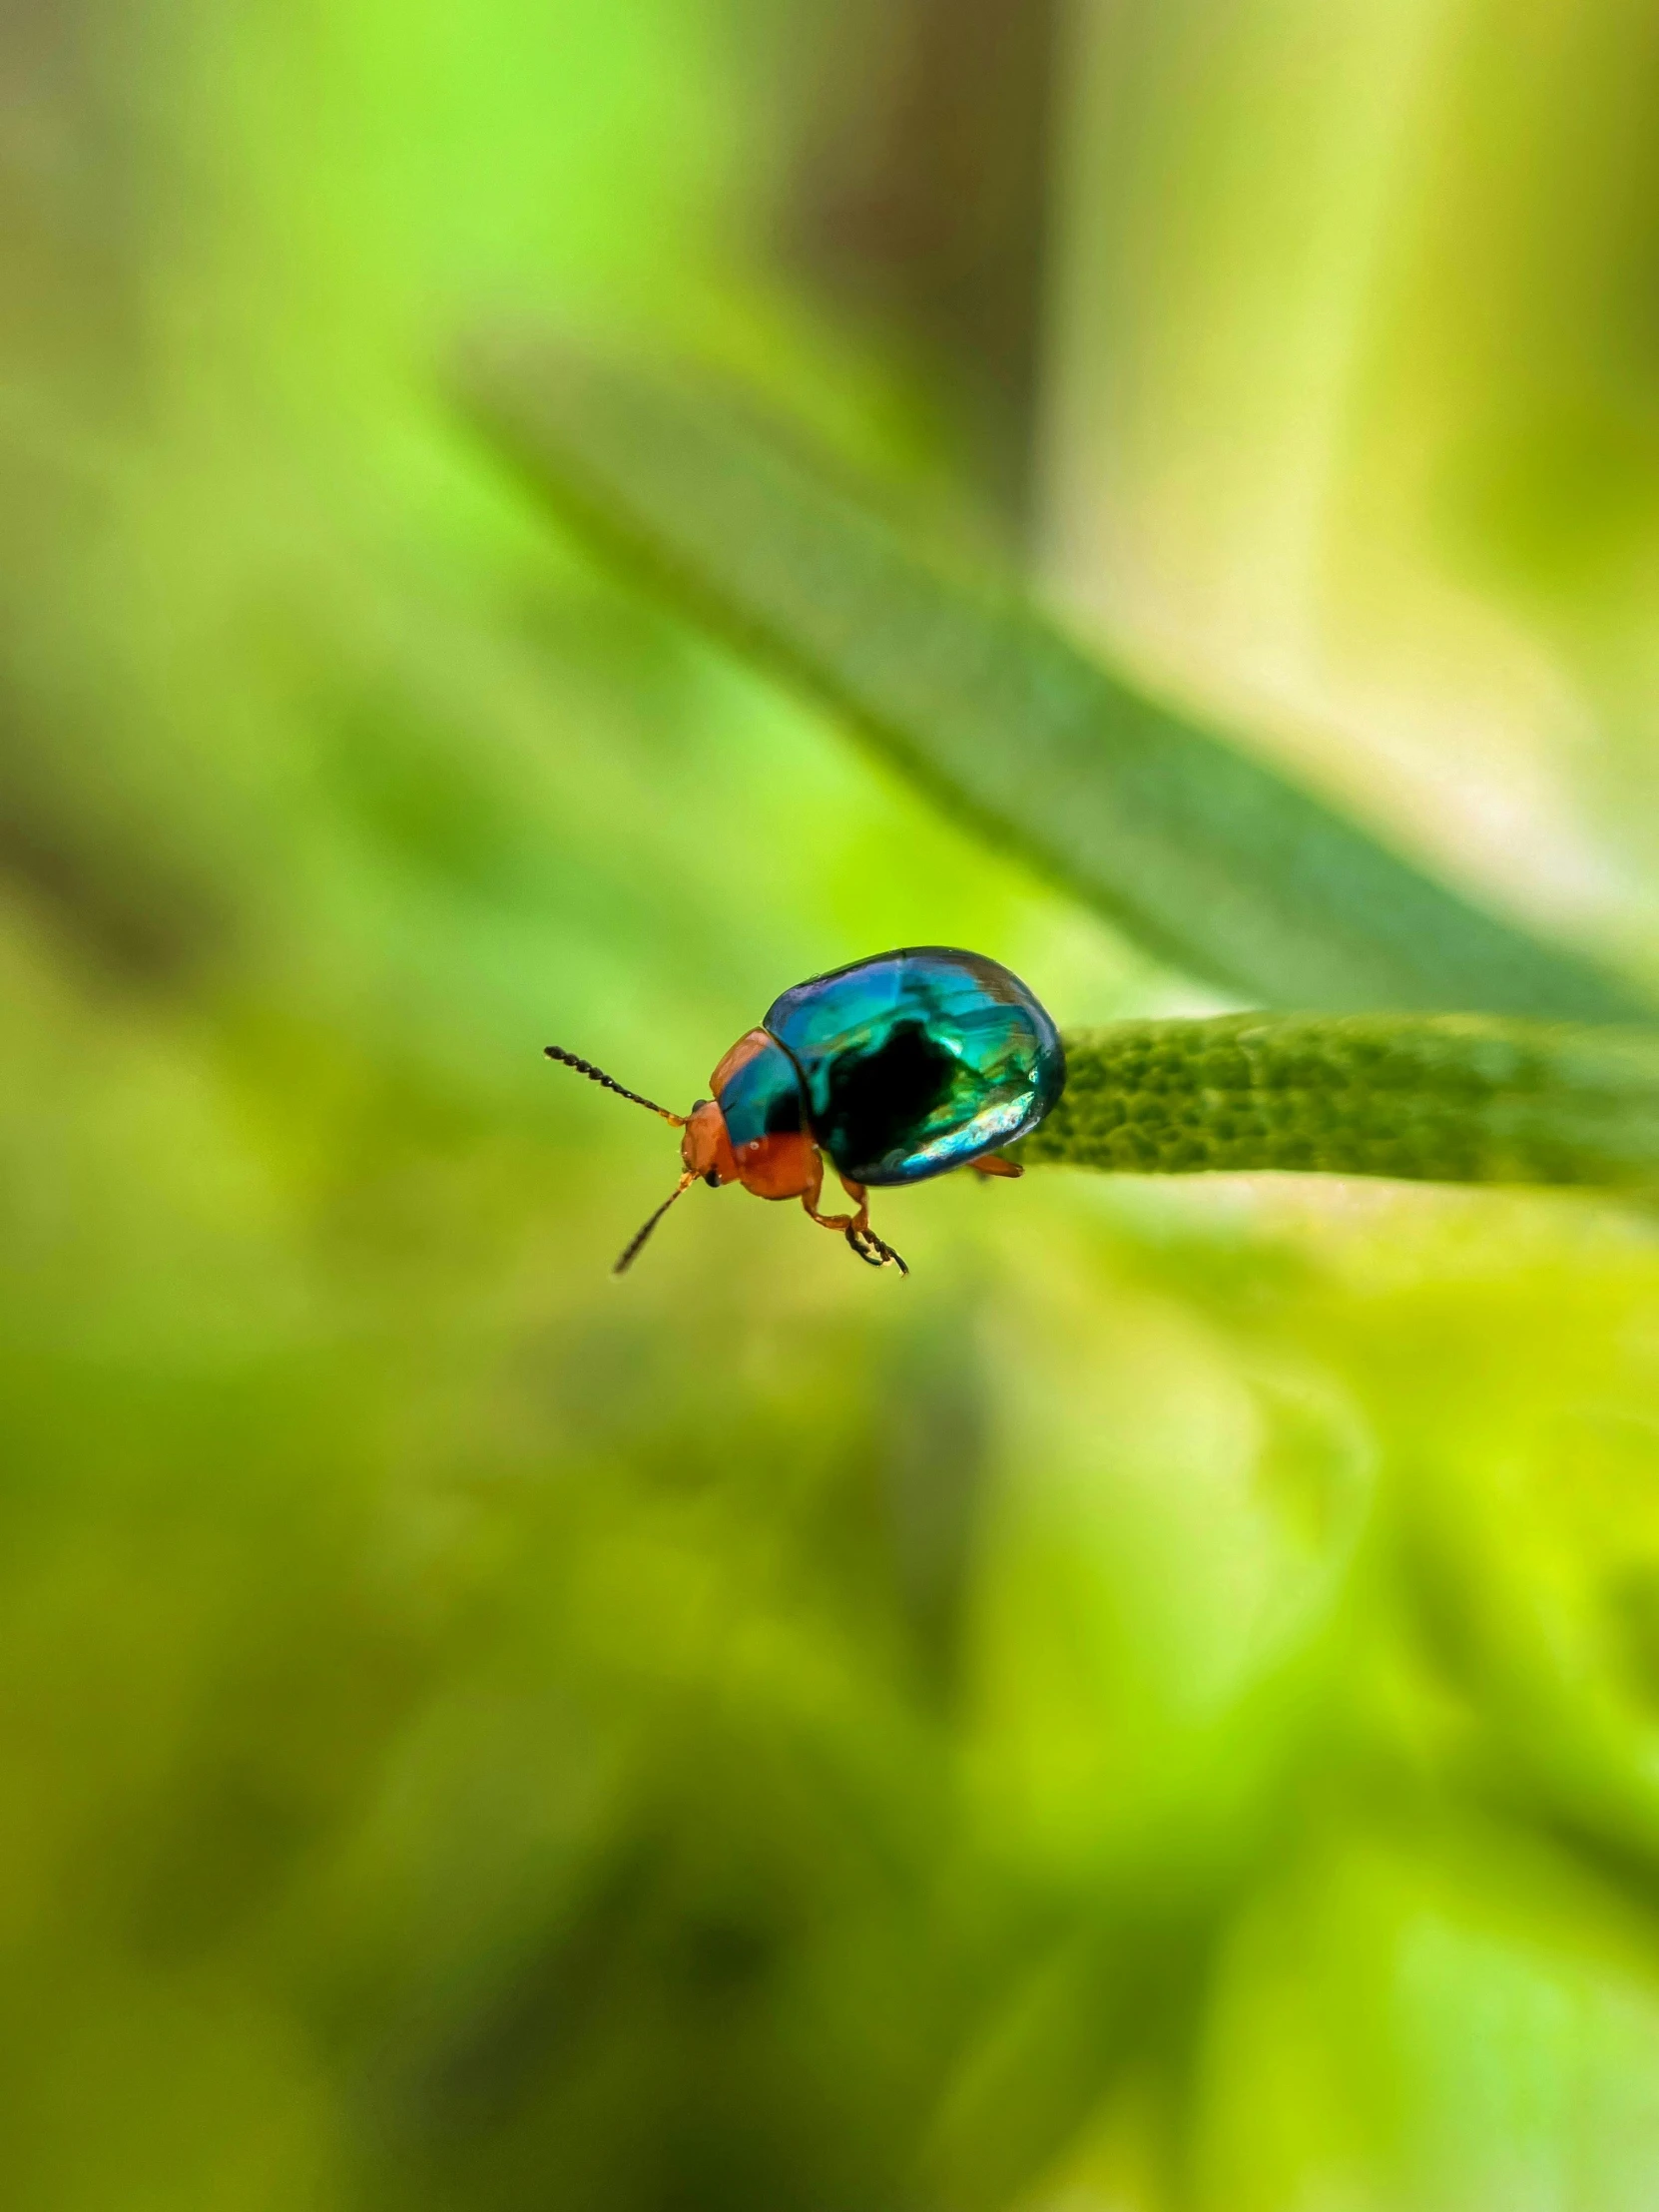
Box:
764;947;1064;1185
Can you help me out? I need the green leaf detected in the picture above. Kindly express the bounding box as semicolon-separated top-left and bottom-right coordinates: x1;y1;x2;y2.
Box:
1019;1015;1659;1187
461;334;1648;1023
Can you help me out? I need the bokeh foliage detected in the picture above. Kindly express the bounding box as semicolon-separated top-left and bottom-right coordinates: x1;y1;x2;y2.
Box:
11;4;1659;2211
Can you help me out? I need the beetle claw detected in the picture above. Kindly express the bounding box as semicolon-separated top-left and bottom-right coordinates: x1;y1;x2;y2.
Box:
845;1224;908;1277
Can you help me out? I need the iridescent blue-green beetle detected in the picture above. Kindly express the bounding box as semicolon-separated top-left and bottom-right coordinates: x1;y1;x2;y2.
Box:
547;947;1064;1277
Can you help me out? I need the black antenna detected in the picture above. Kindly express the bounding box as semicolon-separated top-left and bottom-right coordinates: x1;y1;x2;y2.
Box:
545;1046;684;1127
614;1173;696;1276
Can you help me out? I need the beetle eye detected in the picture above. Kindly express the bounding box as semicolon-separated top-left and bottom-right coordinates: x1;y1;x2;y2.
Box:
704;1170;721;1188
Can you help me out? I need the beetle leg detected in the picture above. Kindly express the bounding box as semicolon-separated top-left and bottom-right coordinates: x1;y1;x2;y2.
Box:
800;1192;860;1239
971;1153;1023;1179
833;1175;908;1277
799;1173;908;1276
800;1192;857;1233
798;1154;859;1238
845;1222;908;1275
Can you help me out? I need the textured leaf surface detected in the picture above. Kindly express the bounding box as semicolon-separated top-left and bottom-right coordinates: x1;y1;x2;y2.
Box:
1020;1015;1659;1186
464;335;1647;1023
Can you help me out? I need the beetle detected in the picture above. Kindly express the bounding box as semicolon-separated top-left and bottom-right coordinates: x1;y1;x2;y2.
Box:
546;946;1064;1277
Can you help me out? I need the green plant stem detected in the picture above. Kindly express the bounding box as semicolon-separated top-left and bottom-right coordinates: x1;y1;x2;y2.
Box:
1016;1016;1659;1188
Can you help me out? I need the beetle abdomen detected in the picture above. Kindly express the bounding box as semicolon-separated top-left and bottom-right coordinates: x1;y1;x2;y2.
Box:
764;947;1063;1186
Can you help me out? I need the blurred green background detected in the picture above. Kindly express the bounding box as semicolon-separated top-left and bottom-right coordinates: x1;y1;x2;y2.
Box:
12;2;1659;2206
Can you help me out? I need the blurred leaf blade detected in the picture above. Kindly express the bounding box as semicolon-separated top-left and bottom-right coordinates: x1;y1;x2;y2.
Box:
462;334;1650;1023
1024;1014;1659;1187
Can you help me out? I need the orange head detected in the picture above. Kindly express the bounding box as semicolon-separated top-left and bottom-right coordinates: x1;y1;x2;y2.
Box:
544;1032;821;1274
679;1097;738;1187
